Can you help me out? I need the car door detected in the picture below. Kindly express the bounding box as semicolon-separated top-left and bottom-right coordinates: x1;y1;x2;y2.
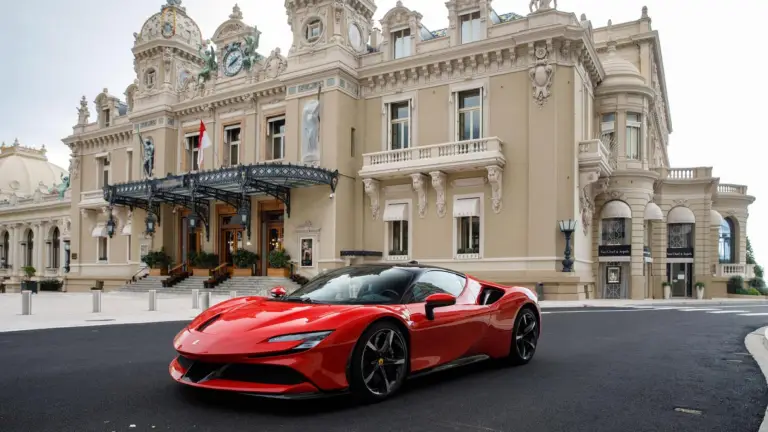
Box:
405;270;490;371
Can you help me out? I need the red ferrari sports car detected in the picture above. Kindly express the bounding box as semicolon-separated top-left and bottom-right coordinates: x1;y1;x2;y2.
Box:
169;263;541;402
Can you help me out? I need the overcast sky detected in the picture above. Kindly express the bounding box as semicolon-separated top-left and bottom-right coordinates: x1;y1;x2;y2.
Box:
0;0;765;263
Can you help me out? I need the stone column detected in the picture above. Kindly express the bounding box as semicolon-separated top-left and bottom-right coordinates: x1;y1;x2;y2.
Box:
627;194;648;299
11;225;20;276
34;223;44;273
651;205;668;299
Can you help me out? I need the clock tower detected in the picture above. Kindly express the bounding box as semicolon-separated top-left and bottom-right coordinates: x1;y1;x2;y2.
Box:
284;0;376;72
211;4;262;83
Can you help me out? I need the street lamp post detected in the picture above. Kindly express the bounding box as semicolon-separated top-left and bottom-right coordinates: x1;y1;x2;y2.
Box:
188;213;198;231
558;219;577;272
145;213;156;235
106;208;116;238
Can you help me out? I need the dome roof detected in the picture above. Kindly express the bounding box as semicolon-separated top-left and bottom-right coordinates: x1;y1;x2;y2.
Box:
0;139;67;199
598;41;649;92
134;0;204;50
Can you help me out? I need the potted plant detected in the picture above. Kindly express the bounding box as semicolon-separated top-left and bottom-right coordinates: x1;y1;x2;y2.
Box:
141;248;171;276
21;266;37;293
267;249;291;277
695;281;705;300
190;252;218;277
662;281;671;299
232;249;258;277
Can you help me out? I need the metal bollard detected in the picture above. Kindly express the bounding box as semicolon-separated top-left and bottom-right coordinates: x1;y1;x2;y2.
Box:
200;291;210;311
192;289;200;309
92;290;102;313
21;290;32;315
149;290;157;311
230;290;237;299
536;282;545;300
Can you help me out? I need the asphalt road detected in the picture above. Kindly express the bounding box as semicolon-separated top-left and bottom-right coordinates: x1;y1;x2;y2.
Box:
2;304;768;432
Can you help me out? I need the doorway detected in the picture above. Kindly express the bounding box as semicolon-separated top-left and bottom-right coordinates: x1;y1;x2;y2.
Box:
180;215;202;264
221;228;244;269
667;262;693;297
260;210;284;276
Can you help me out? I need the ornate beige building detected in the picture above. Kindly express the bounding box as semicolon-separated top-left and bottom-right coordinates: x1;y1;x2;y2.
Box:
57;0;755;299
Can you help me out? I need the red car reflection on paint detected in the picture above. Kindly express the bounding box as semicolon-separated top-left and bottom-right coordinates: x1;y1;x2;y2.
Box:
169;263;541;402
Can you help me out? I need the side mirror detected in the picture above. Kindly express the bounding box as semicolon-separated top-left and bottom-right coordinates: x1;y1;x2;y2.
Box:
270;286;287;299
425;293;456;320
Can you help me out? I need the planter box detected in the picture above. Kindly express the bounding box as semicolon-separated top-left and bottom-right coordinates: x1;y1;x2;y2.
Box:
232;268;252;277
267;267;290;277
149;268;168;276
21;280;38;293
192;268;211;277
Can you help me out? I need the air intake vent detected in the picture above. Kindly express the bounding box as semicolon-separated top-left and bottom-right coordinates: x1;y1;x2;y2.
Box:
196;314;221;332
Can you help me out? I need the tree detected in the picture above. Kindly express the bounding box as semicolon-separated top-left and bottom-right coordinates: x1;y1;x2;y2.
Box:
747;236;764;278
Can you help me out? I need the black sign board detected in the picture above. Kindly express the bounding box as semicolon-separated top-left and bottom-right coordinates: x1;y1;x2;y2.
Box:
598;245;631;257
643;246;651;258
666;247;694;259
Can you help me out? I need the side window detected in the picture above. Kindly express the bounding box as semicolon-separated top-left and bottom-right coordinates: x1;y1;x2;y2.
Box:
405;271;466;303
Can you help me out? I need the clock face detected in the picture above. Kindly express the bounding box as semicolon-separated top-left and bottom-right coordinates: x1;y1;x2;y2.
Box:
224;50;244;77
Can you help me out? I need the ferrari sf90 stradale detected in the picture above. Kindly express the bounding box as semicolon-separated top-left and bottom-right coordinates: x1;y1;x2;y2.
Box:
170;263;541;402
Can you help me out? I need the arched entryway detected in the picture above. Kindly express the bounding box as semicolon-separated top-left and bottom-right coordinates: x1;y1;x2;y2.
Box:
598;200;632;299
49;227;61;270
719;217;736;264
666;206;695;297
1;230;8;269
23;229;34;267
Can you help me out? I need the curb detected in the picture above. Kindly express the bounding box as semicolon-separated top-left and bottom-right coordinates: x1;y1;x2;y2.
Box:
744;326;768;432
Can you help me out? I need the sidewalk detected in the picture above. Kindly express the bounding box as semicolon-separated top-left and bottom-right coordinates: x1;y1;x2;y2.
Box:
3;291;768;333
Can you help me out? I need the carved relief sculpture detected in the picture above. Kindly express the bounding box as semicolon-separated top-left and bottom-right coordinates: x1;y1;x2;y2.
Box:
578;169;601;235
263;48;288;79
363;178;380;220
430;171;447;218
197;41;218;84
528;42;554;107
301;99;321;165
411;174;427;218
142;137;155;178
68;154;80;180
242;28;263;73
486;166;503;214
77;96;90;125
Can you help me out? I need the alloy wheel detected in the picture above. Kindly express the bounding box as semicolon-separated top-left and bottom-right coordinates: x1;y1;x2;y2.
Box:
515;310;538;361
360;328;407;396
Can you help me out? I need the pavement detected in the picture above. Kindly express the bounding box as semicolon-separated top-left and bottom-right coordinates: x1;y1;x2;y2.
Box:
2;300;768;431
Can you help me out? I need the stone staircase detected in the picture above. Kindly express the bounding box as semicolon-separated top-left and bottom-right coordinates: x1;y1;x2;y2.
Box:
117;275;300;297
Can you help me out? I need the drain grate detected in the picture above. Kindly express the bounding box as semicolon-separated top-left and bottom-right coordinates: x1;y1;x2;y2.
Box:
674;407;702;415
85;319;116;322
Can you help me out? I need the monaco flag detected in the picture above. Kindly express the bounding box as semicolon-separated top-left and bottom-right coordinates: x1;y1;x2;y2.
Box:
197;120;212;169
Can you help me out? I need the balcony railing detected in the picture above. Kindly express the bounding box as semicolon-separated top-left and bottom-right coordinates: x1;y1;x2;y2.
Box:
713;263;755;279
578;139;613;177
79;189;108;208
717;183;748;195
662;167;713;180
359;137;505;178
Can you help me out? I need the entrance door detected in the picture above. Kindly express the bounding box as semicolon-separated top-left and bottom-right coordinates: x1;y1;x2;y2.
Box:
221;228;243;268
668;262;693;297
266;222;284;271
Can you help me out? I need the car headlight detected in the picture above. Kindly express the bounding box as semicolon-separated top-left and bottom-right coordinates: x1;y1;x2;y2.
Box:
268;331;333;350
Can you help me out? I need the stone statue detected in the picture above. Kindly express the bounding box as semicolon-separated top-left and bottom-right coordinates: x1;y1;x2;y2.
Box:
529;0;557;13
243;29;262;72
301;99;321;164
143;137;155;178
197;41;218;84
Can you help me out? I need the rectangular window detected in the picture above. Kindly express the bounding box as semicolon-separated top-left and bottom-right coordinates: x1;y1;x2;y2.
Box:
98;237;108;261
626;112;641;160
185;134;200;171
127;235;131;261
267;116;286;160
457;216;480;253
98;157;110;188
351;127;356;157
460;11;482;44
582;86;591;140
103;109;110;127
392;28;411;59
388;101;411;150
306;21;322;42
456;89;482;141
224;125;241;166
388;220;409;257
600;113;616;149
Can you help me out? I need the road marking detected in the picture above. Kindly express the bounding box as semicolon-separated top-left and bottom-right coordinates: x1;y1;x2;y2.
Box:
708;310;749;314
674;407;703;415
739;313;768;316
680;308;721;312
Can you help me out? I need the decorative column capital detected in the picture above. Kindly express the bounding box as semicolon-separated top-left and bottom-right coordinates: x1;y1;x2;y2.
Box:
486;165;503;214
362;178;380;220
429;171;447;218
411;173;428;218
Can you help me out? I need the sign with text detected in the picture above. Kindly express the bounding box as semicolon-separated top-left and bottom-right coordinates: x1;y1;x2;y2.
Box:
598;245;631;257
667;247;694;259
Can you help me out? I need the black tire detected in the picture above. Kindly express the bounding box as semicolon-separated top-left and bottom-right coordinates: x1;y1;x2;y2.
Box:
506;306;539;366
348;320;409;403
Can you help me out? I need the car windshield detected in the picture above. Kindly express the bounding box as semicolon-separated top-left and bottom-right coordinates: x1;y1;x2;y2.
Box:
283;266;415;305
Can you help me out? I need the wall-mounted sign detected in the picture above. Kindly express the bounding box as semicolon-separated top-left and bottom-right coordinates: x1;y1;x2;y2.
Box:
606;266;622;285
667;247;694;259
643;246;651;258
598;245;631;257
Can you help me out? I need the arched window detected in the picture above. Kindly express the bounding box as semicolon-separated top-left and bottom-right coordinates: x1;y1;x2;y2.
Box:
719;218;735;263
51;228;60;269
25;229;34;267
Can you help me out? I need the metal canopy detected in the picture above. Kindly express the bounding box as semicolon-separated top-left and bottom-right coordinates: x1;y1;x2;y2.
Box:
104;163;339;239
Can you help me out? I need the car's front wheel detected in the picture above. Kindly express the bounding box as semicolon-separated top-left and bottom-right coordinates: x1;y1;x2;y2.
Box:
507;306;539;365
348;321;409;403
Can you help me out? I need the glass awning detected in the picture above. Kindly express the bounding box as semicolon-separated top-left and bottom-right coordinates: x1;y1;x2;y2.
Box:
103;162;339;240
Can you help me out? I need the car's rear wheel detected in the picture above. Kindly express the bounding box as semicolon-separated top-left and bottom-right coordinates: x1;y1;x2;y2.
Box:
348;321;409;403
507;306;539;365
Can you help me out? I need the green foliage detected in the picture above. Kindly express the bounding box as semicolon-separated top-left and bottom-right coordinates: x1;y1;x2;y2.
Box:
727;275;745;294
268;249;291;268
141;248;171;269
233;249;258;269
